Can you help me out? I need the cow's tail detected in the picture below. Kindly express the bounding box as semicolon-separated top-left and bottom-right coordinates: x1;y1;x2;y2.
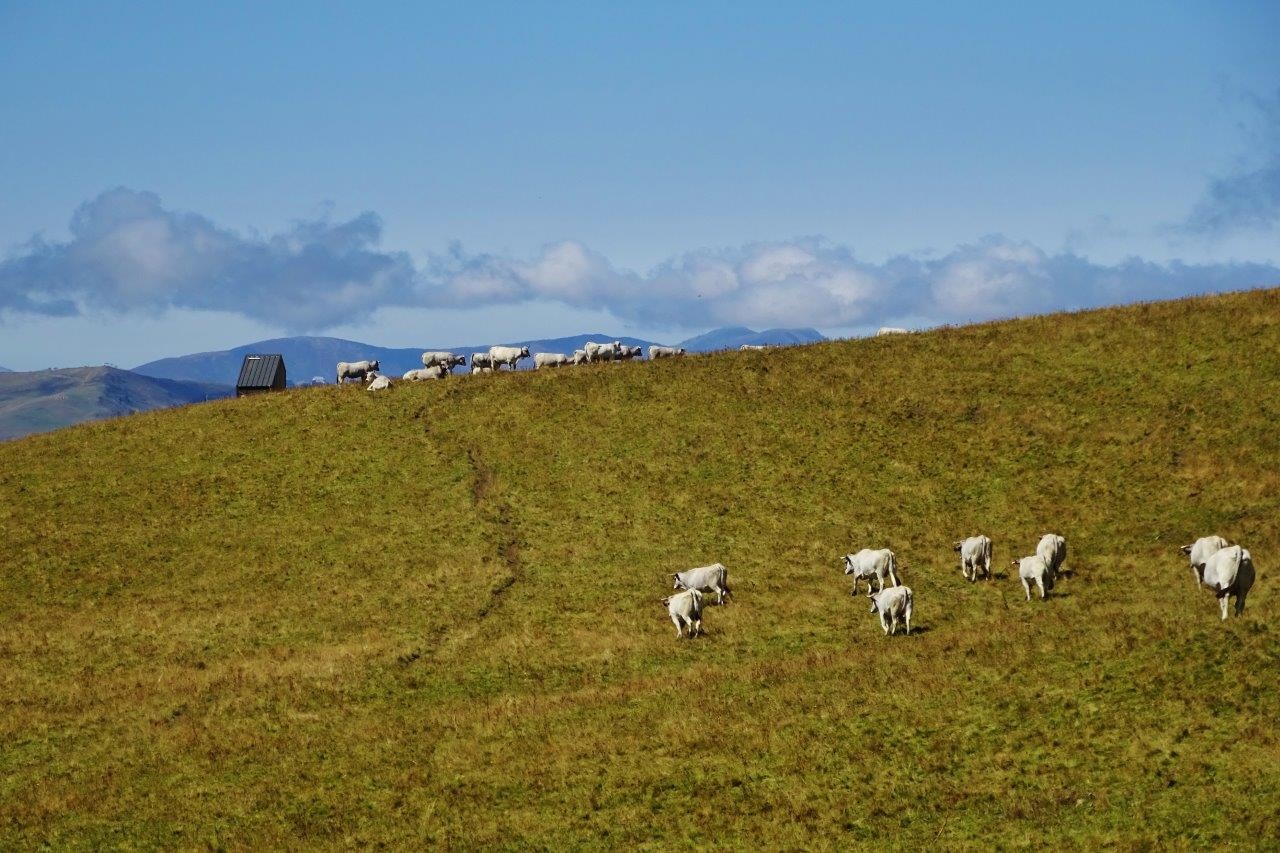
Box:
888;552;901;588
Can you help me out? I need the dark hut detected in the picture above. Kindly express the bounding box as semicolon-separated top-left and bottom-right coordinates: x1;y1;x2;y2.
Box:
235;354;286;397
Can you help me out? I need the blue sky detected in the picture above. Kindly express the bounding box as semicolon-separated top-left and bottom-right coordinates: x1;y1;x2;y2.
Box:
1;1;1278;369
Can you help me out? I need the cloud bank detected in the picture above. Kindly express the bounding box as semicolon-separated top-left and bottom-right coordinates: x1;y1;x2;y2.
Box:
1183;90;1280;235
2;188;1278;333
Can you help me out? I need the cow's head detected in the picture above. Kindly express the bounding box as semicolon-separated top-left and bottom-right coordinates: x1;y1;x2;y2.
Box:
1179;544;1193;556
1010;559;1020;567
672;573;683;590
521;347;530;357
842;555;854;574
867;590;879;612
952;541;963;552
370;360;380;371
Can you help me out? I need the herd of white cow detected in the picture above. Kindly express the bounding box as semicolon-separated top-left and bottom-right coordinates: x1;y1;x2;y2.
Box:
334;340;692;389
333;343;1259;639
660;533;1256;639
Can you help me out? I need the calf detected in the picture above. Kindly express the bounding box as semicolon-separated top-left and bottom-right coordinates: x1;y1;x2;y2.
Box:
1014;555;1054;601
867;585;913;636
662;589;704;638
953;535;993;582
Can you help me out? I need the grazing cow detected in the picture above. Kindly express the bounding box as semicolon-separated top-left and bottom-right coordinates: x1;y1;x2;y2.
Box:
1014;555;1054;601
402;365;447;381
366;373;393;391
842;548;901;595
672;563;732;605
1200;545;1256;620
739;344;768;351
471;352;494;371
533;352;570;369
421;352;466;371
616;345;642;361
489;345;531;370
1180;535;1229;586
662;588;704;638
648;345;686;359
584;341;621;363
953;535;993;582
570;349;588;365
1037;534;1067;578
867;585;913;636
336;359;380;384
876;327;910;336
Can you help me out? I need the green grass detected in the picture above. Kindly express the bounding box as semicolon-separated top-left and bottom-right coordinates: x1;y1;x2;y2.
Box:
2;290;1279;847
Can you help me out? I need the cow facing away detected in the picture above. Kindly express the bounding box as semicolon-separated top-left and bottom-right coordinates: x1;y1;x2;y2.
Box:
648;345;685;359
662;589;704;638
570;350;588;365
842;548;901;595
672;563;732;605
954;535;993;582
1181;535;1229;586
471;353;494;371
1037;534;1067;578
1200;545;1256;620
1014;555;1054;601
867;585;913;635
336;359;380;384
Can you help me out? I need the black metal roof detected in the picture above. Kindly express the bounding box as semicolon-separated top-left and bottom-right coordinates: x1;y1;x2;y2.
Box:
236;354;285;388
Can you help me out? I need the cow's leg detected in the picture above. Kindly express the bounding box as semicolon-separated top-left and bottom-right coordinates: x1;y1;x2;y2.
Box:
671;615;683;637
1022;578;1031;601
1235;589;1247;617
905;608;911;635
1218;594;1229;621
1038;578;1047;600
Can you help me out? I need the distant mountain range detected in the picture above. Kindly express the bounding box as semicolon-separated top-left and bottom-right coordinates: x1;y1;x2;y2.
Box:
677;327;825;351
0;367;232;441
0;366;11;373
132;327;828;385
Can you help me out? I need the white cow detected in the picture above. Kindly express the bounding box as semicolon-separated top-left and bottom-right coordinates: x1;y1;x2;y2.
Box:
616;345;642;361
469;366;494;375
570;349;588;365
584;341;621;363
876;327;910;336
739;344;768;351
842;548;901;595
648;345;685;359
366;373;393;392
953;535;993;582
1014;555;1054;601
1180;535;1229;586
1037;534;1067;578
867;585;913;635
1200;545;1256;620
672;563;732;605
471;352;494;371
662;588;704;638
336;359;380;384
489;345;530;370
533;352;570;369
403;365;447;381
421;352;466;371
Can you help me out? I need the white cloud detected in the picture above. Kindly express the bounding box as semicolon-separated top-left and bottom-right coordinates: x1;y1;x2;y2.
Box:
3;189;1278;335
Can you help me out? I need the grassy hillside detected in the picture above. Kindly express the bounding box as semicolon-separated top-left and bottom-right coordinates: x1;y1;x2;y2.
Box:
1;290;1278;847
0;367;231;441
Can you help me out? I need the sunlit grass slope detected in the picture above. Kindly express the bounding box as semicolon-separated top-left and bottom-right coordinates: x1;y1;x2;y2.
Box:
2;290;1279;847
